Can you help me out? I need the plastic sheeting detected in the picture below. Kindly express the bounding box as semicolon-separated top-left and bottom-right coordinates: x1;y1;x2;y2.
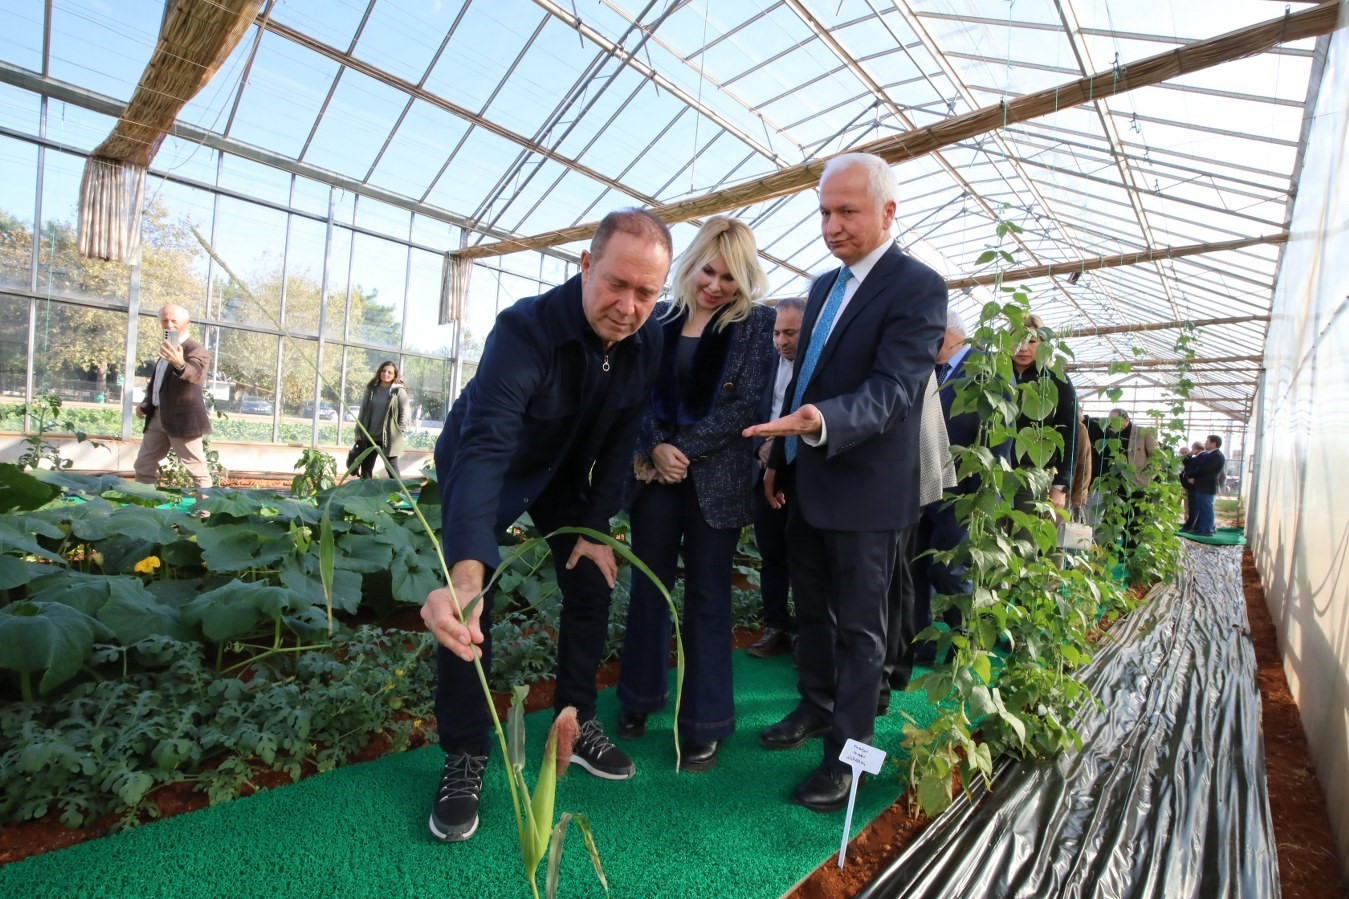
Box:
859;544;1278;899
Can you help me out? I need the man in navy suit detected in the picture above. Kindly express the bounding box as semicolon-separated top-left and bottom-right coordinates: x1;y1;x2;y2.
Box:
421;209;671;843
745;153;948;811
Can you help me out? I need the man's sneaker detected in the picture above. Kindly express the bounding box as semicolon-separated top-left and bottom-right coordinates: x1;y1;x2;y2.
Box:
429;752;486;842
566;718;636;780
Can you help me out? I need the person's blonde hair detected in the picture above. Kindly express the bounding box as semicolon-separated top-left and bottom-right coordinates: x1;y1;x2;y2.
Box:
667;216;767;331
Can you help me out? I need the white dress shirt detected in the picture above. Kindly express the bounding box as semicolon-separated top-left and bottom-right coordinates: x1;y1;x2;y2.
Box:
803;239;895;447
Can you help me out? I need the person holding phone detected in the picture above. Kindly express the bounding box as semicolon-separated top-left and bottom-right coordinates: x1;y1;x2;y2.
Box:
133;304;213;502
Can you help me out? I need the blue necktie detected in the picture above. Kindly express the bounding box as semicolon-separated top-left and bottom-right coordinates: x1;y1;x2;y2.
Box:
785;266;852;463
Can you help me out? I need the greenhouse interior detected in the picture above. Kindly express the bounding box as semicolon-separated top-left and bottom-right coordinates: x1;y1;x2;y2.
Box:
0;0;1346;896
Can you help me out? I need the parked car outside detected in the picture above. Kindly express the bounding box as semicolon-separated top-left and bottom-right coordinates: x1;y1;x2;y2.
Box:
301;402;338;420
239;396;274;415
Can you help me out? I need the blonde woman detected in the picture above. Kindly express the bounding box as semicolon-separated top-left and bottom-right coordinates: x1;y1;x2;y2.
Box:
615;216;776;771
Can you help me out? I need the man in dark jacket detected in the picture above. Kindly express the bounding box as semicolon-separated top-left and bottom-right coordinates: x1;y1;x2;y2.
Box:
133;304;212;493
1185;434;1226;536
421;208;671;843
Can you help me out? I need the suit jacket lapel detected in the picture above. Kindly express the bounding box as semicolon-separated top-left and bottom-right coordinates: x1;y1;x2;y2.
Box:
815;244;901;371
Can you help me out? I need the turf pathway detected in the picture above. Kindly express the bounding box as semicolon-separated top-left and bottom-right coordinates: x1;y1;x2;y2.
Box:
3;651;937;899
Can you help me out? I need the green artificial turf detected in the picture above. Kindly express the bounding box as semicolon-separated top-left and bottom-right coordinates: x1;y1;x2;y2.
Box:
1180;526;1246;546
2;651;937;899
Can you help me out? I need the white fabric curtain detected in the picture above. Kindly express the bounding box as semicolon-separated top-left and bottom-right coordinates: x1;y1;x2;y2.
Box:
76;157;146;264
440;248;472;325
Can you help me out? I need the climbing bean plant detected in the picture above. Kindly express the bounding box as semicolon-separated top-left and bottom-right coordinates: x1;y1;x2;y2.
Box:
902;218;1130;815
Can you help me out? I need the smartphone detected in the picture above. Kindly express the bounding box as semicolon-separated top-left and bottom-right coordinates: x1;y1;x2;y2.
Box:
164;329;181;349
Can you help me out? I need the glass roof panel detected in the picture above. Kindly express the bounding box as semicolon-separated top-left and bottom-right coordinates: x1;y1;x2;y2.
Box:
226;31;339;159
367;100;472;200
268;0;369;54
352;0;469;85
0;1;45;73
301;68;409;177
421;3;540;114
47;0;159;102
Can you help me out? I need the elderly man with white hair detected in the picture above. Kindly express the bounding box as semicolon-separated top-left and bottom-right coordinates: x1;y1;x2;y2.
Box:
133;304;213;493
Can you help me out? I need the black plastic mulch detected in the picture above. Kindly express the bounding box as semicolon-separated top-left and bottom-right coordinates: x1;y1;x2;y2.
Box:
860;544;1279;899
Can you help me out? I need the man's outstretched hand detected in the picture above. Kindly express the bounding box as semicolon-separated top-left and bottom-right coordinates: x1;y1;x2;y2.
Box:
743;404;823;440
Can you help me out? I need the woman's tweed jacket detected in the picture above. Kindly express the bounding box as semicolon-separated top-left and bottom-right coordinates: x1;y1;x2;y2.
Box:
628;301;776;529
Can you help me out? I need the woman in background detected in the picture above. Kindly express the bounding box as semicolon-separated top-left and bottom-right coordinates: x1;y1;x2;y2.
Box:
615;217;776;771
355;360;411;479
1010;313;1079;513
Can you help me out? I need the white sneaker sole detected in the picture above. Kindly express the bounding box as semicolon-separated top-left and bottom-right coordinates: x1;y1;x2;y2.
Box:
566;754;635;781
428;812;479;842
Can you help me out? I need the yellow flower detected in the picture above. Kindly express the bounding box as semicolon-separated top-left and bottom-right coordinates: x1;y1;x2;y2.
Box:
133;556;162;574
393;668;405;677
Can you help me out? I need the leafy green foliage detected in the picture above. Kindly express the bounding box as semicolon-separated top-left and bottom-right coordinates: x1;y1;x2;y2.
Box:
1;394;106;472
902;214;1180;817
0;629;435;829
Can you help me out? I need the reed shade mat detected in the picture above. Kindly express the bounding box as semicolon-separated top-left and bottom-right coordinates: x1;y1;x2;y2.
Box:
1181;526;1247;546
2;651;938;898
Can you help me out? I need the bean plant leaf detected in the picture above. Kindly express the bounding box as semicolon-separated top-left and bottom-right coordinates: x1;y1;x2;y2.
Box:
0;601;112;694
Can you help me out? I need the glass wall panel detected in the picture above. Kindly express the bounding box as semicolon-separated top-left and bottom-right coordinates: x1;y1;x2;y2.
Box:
343;232;405;348
0;137;37;292
411;215;455;252
37;149;130;304
401;355;448;450
290;176;331;219
323;226;354;340
32;301;129;433
219;155;294;209
354;195;412;242
277;335;319;417
141;179;212;315
281;215;329;338
404;248;454;354
0;294;29;403
207;324;279;442
340;348;401;444
211;196;288;328
0;83;39;135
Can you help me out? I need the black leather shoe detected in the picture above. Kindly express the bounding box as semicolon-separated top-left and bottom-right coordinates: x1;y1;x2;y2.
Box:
876;699;889;717
759;711;829;750
747;627;792;658
679;738;720;772
792;764;856;812
615;710;647;741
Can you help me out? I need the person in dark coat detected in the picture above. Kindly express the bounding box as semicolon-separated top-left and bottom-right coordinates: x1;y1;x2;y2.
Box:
747;297;806;660
421;209;671;844
615;216;776;772
133;304;213;494
1185;435;1226;536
